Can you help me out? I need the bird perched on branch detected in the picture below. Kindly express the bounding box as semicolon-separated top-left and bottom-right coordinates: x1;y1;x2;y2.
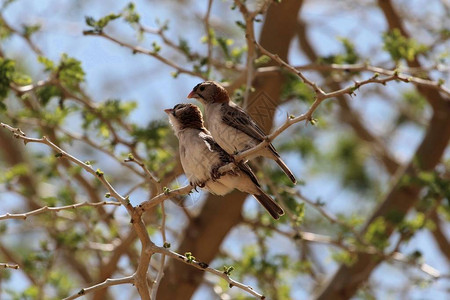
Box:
187;81;296;184
165;103;284;219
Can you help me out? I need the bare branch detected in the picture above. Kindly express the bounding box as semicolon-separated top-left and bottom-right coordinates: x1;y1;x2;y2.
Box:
0;123;132;211
136;185;193;214
154;246;266;299
0;122;152;299
235;0;272;104
0;201;120;221
0;263;19;269
83;30;207;80
256;63;450;97
204;0;214;76
64;276;134;300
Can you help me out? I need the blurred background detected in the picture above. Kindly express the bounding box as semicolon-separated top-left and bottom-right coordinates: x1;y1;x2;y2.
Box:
0;0;449;299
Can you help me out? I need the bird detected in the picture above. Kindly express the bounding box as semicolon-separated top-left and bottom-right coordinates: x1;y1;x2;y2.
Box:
187;81;296;184
164;103;284;219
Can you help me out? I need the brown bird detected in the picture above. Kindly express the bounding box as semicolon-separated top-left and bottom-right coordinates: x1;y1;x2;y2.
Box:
165;103;284;219
187;81;296;184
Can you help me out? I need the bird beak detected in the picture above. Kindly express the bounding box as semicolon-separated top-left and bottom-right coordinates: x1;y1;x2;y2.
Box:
164;108;173;114
187;90;197;99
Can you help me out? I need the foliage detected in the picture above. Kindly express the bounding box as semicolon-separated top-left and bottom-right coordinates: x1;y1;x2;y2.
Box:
383;29;429;62
0;1;448;300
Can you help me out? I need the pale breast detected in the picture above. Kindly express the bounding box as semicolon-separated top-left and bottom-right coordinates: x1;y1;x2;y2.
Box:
179;130;217;184
205;104;256;154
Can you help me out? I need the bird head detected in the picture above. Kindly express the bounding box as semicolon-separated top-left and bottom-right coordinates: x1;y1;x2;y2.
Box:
164;103;205;134
187;81;229;104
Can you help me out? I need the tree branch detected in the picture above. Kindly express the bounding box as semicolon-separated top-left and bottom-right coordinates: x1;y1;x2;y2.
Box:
0;263;19;269
64;276;134;300
83;30;207;80
0;201;120;221
155;246;266;299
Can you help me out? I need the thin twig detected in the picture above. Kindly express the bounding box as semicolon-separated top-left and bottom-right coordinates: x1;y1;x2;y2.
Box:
0;14;43;55
136;185;193;214
0;263;19;269
151;200;167;299
235;0;272;105
83;31;207;80
64;276;134;300
0;201;120;221
204;0;214;76
0;122;152;299
0;123;132;212
153;246;266;299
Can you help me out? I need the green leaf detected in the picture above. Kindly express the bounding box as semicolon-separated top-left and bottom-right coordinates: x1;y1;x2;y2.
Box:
185;252;195;263
38;56;55;72
331;250;357;266
364;217;390;250
254;54;271;67
151;41;161;54
85;13;121;32
223;265;235;275
22;23;41;37
123;2;140;24
294;202;305;225
0;18;13;40
383;29;428;62
216;37;232;59
178;38;192;59
107;99;136;118
0;58;15;99
99;123;110;138
0;163;29;183
57;54;85;90
281;72;315;103
235;20;246;30
85;16;97;27
131;120;169;147
96;169;104;177
36;85;62;106
163;187;170;195
98;14;121;28
318;37;359;64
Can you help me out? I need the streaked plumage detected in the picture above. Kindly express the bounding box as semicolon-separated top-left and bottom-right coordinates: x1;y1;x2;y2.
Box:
187;81;296;184
165;103;284;219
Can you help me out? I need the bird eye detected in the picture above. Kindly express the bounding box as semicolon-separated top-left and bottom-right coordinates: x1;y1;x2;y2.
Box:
199;86;205;91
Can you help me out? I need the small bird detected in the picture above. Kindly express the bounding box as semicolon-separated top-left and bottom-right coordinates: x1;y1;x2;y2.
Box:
165;103;284;219
187;81;296;184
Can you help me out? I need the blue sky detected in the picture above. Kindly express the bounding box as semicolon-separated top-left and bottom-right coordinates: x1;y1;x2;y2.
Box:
1;0;449;299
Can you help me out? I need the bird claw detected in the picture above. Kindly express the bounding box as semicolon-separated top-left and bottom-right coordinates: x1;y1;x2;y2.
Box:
211;166;221;181
190;181;205;192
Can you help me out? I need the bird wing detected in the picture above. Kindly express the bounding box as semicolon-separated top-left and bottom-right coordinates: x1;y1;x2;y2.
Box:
220;103;280;157
200;132;233;164
200;132;260;187
236;161;261;188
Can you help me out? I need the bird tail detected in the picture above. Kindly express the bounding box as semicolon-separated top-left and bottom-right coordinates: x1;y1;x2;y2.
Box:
253;188;284;220
275;157;296;184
